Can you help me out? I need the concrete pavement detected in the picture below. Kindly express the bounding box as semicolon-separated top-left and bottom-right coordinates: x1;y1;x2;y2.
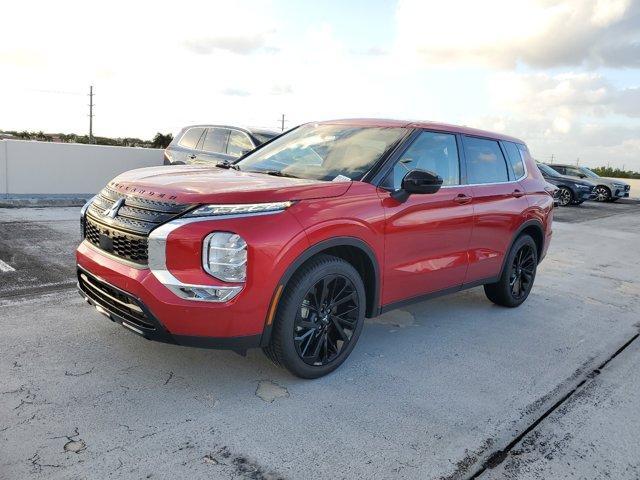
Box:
1;201;639;479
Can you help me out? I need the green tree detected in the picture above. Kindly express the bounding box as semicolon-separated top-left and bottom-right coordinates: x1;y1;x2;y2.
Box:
151;132;173;149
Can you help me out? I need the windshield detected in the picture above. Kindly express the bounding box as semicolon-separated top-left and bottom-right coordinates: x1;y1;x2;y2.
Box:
537;164;556;176
252;132;278;144
236;124;407;181
580;166;599;178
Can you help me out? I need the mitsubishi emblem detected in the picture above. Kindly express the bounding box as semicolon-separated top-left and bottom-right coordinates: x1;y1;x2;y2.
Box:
102;198;125;218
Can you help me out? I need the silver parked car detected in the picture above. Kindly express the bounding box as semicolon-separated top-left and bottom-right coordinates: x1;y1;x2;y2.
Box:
164;125;279;166
544;164;630;202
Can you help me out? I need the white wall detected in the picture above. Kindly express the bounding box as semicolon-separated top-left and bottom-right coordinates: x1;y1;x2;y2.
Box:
0;140;163;197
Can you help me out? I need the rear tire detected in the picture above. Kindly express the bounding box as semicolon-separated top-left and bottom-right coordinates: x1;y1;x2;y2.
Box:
484;235;538;308
263;254;366;379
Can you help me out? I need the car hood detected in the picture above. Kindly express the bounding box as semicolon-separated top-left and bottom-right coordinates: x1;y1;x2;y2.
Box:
108;165;352;204
601;177;630;187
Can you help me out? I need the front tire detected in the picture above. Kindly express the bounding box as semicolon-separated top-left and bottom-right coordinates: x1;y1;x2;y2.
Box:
484;235;538;308
556;186;573;206
263;254;366;378
594;185;611;202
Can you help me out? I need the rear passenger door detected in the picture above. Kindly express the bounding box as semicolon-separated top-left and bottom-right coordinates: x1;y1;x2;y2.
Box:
193;127;231;164
462;136;529;283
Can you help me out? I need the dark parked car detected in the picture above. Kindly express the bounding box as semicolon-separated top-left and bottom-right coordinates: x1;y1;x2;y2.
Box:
544;164;630;202
537;163;595;206
164;125;279;165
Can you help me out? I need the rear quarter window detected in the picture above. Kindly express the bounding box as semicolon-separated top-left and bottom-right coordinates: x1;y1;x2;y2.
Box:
502;141;526;179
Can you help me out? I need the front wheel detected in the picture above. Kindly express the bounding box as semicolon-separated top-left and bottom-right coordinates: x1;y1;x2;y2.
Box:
484;235;538;307
263;254;366;378
594;185;611;202
556;186;573;206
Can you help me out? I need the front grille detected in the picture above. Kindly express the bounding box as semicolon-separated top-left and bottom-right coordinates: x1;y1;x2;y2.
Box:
84;184;192;265
625;185;630;192
78;270;156;331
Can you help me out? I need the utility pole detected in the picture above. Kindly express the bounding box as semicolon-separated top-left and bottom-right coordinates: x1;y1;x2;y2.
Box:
280;114;285;132
550;154;555;164
88;85;95;144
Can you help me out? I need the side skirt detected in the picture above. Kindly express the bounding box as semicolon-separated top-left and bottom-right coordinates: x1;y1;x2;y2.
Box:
378;276;499;315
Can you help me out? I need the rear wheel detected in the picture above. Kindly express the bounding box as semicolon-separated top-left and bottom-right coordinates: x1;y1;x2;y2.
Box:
556;186;573;206
484;235;538;308
263;254;366;378
594;185;611;202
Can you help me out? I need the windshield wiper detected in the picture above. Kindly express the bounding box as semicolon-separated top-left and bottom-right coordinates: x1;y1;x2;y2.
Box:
247;169;299;179
216;160;240;170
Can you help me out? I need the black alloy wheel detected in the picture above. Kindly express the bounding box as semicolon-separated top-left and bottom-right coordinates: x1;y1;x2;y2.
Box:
508;244;536;301
263;254;366;378
484;234;538;307
294;274;359;366
594;185;611;202
557;186;572;206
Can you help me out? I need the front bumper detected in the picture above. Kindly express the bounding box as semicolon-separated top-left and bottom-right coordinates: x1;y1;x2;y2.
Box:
77;265;261;350
613;186;630;198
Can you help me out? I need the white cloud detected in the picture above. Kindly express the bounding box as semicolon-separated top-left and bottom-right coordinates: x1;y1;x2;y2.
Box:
395;0;639;68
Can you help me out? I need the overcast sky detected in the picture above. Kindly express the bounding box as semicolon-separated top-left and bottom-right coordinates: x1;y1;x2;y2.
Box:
1;0;639;169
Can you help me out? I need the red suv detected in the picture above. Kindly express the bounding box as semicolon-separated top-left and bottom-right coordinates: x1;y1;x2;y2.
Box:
77;119;553;378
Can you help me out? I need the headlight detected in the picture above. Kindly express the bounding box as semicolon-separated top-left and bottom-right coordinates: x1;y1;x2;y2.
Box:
203;232;247;282
575;184;590;189
185;201;293;218
612;182;625;188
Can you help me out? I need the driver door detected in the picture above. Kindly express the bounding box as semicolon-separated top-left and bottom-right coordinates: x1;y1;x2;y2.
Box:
379;130;474;306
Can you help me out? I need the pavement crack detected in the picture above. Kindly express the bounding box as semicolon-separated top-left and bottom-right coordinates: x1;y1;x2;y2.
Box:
467;332;640;479
163;371;174;385
65;367;94;377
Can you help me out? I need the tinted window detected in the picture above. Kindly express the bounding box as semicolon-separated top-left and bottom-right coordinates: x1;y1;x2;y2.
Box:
227;130;254;158
564;166;584;177
548;165;564;175
464;137;509;184
503;142;526;179
202;128;229;153
388;131;459;189
178;127;205;149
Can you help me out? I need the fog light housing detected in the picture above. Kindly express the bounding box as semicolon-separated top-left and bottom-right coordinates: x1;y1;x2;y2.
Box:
203;232;247;282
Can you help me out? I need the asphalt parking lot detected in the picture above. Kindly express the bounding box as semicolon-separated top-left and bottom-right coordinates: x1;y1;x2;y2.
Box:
1;200;639;479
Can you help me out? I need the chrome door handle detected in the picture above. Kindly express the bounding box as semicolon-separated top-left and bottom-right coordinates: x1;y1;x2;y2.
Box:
454;194;472;204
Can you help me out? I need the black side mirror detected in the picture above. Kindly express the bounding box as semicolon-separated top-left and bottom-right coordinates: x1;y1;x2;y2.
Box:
391;169;443;202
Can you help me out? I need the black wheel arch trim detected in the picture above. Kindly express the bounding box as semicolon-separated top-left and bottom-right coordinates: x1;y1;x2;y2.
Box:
499;219;545;278
260;236;381;347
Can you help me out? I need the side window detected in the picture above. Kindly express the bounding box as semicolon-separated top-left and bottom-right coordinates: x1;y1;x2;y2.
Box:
227;131;254;158
178;127;205;149
564;166;583;177
464;136;509;184
202;128;230;153
550;165;564;175
388;131;460;190
503;142;526;179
